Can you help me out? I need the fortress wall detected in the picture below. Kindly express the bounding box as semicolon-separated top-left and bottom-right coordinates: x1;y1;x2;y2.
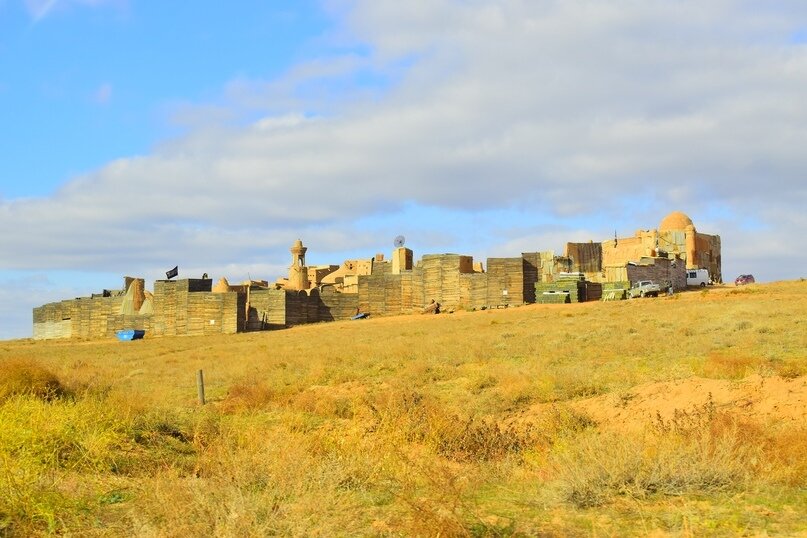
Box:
360;274;382;315
412;265;424;310
459;273;488;310
105;314;152;337
355;271;418;316
538;253;573;282
34;295;141;340
695;233;722;282
602;237;647;267
372;261;392;275
33;300;75;339
384;274;402;314
625;258;686;290
603;265;629;282
152;280;178;336
421;255;442;305
319;287;359;321
73;297;125;339
521;253;542;303
420;254;470;309
183;292;240;335
400;272;414;313
357;274;371;314
306;289;321;322
486;257;525;306
247;289;287;329
359;273;400;316
285;290;310;325
152;279;239;336
273;287;360;325
565;243;603;274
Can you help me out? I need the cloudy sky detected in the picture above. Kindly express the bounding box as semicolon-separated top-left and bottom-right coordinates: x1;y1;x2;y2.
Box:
1;0;805;339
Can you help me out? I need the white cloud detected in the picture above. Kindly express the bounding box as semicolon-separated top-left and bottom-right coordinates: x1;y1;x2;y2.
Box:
2;0;807;337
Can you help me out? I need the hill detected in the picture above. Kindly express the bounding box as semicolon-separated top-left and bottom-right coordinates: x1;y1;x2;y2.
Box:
1;281;805;536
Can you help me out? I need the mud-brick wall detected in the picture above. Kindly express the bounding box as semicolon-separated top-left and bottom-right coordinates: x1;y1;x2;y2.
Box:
420;254;472;310
247;289;286;330
105;315;152;337
152;279;240;336
184;292;242;335
285;290;310;325
399;272;415;313
521;253;542;304
282;288;359;325
33;300;76;339
486;258;525;306
319;287;359;321
566;243;603;274
411;266;424;310
358;273;405;316
152;280;178;336
626;258;686;291
73;297;125;339
459;273;488;310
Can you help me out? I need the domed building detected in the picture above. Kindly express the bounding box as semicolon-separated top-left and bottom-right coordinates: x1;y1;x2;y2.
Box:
597;211;721;284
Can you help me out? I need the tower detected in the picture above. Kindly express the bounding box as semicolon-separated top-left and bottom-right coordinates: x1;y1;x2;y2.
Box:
288;239;309;290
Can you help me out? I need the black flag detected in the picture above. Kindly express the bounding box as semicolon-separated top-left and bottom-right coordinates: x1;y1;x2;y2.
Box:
166;266;179;280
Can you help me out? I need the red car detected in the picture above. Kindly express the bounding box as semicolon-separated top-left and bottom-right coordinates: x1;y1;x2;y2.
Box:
735;274;755;286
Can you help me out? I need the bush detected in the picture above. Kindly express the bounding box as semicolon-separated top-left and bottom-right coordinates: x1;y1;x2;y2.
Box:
0;359;64;401
552;402;757;508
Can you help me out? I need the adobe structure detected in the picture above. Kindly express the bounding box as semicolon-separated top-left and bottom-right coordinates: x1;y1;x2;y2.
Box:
32;211;721;340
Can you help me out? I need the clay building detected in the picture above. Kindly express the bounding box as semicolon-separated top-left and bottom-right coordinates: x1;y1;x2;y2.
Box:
565;211;721;289
32;211;722;340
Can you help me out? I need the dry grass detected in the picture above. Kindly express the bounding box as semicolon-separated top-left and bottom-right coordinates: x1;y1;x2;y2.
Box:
0;358;64;401
0;280;805;536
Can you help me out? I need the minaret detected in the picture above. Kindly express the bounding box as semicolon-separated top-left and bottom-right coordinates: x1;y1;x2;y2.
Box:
288;239;309;290
685;224;697;269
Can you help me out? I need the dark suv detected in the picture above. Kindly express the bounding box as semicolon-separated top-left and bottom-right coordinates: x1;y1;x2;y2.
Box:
735;274;755;286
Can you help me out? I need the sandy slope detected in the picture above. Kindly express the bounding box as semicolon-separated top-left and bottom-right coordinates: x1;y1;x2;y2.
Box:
525;375;807;431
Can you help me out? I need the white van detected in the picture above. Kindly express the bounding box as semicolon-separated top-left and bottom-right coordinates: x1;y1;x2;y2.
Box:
686;269;710;287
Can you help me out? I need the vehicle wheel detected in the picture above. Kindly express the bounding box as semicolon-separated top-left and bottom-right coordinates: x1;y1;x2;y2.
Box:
640;291;645;298
700;282;706;287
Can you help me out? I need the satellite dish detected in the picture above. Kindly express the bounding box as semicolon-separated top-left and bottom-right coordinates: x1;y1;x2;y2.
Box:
394;235;406;248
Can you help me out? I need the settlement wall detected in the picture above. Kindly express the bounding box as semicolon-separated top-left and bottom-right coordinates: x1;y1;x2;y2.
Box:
32;211;721;340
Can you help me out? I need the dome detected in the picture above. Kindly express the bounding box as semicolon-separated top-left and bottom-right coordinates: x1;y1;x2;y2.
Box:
659;211;694;231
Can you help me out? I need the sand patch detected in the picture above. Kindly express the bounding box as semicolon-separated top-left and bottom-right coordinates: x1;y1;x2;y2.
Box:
523;375;806;431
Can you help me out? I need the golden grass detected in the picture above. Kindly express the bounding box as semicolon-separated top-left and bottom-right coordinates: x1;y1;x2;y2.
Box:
0;358;64;401
0;280;805;536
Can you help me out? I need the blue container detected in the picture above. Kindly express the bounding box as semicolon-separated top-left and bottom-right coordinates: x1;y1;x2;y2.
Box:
116;329;145;341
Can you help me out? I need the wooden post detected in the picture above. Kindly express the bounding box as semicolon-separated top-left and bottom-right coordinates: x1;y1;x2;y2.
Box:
196;369;206;405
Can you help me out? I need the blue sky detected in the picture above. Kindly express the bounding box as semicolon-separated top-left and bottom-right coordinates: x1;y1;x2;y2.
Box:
0;1;330;196
1;1;806;339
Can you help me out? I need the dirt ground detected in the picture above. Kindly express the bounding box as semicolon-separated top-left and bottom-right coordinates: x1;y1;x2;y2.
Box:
525;375;807;431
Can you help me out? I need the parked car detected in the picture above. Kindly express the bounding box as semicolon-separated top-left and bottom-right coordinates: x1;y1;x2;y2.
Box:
735;274;755;286
627;280;661;298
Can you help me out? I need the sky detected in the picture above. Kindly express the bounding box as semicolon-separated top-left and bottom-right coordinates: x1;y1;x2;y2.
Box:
1;0;806;339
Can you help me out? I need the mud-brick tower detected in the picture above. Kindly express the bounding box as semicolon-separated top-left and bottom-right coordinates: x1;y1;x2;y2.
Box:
288;239;310;291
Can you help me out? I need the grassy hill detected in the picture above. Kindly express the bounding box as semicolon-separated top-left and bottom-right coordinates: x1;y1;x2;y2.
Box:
1;281;805;536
